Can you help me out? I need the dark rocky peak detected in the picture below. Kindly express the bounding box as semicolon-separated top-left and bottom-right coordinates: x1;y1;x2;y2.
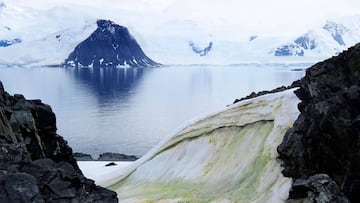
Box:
277;43;360;202
188;41;213;56
0;38;22;47
95;19;117;39
323;21;348;46
294;33;316;50
274;43;304;56
65;19;160;68
249;35;258;42
274;33;318;57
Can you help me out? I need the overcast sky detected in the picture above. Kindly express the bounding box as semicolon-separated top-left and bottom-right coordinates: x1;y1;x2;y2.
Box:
4;0;360;39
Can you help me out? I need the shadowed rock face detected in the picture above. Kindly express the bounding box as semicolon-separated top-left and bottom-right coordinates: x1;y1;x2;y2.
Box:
0;81;118;202
278;43;360;202
65;19;160;67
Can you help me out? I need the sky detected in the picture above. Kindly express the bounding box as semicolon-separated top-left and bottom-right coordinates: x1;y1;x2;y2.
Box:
2;0;360;39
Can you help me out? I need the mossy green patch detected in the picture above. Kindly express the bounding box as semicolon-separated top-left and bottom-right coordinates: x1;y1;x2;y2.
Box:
112;120;280;202
208;135;216;144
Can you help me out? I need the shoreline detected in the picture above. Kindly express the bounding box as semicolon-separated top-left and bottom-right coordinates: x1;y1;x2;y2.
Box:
73;152;139;161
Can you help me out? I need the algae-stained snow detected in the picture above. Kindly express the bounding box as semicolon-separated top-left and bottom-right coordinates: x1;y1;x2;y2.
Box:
105;89;300;202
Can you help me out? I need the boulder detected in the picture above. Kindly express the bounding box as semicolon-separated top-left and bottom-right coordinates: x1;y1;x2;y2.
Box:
105;162;117;167
0;173;43;203
287;174;349;203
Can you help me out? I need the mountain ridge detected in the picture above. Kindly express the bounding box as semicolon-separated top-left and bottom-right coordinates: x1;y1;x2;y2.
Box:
0;2;359;66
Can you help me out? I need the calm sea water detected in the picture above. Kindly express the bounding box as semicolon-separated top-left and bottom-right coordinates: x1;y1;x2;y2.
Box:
0;65;306;157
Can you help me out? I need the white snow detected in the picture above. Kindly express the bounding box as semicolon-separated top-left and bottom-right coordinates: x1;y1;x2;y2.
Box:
0;1;359;66
77;161;134;184
94;89;300;202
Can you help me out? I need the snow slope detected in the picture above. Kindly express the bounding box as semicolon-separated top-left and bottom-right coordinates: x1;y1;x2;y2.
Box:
78;161;133;184
0;24;96;66
100;89;300;202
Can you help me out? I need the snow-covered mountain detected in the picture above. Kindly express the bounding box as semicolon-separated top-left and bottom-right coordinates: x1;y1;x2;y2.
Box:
0;1;359;66
271;17;360;57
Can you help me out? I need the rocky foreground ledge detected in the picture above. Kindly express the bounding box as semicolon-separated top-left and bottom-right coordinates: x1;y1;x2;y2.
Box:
0;83;117;202
278;43;360;202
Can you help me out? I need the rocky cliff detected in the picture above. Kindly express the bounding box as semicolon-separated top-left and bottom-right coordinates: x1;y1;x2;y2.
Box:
65;19;159;68
0;82;117;202
278;43;360;202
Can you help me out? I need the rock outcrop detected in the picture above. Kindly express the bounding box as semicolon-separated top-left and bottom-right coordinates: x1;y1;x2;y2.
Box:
278;43;360;202
73;152;138;161
188;41;213;56
97;152;138;161
287;174;350;203
0;81;117;202
233;86;290;104
73;152;94;161
65;19;160;68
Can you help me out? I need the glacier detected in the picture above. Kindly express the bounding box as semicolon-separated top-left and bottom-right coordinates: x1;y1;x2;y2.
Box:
98;89;300;202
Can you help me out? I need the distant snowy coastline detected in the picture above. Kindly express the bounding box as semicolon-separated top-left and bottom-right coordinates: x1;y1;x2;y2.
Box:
0;1;359;67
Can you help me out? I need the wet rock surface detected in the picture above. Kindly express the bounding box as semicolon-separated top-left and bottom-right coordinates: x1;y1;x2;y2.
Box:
278;43;360;202
0;82;118;202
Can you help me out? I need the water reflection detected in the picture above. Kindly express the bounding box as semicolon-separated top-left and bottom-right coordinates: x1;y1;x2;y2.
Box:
66;67;145;100
0;65;306;157
189;68;212;97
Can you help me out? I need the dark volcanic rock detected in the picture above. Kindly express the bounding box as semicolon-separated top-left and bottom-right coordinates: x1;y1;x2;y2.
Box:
97;152;138;161
65;19;160;67
287;174;349;203
0;81;118;202
233;86;290;104
275;44;305;56
73;152;94;161
0;172;43;203
105;162;117;167
277;43;360;202
5;92;79;172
